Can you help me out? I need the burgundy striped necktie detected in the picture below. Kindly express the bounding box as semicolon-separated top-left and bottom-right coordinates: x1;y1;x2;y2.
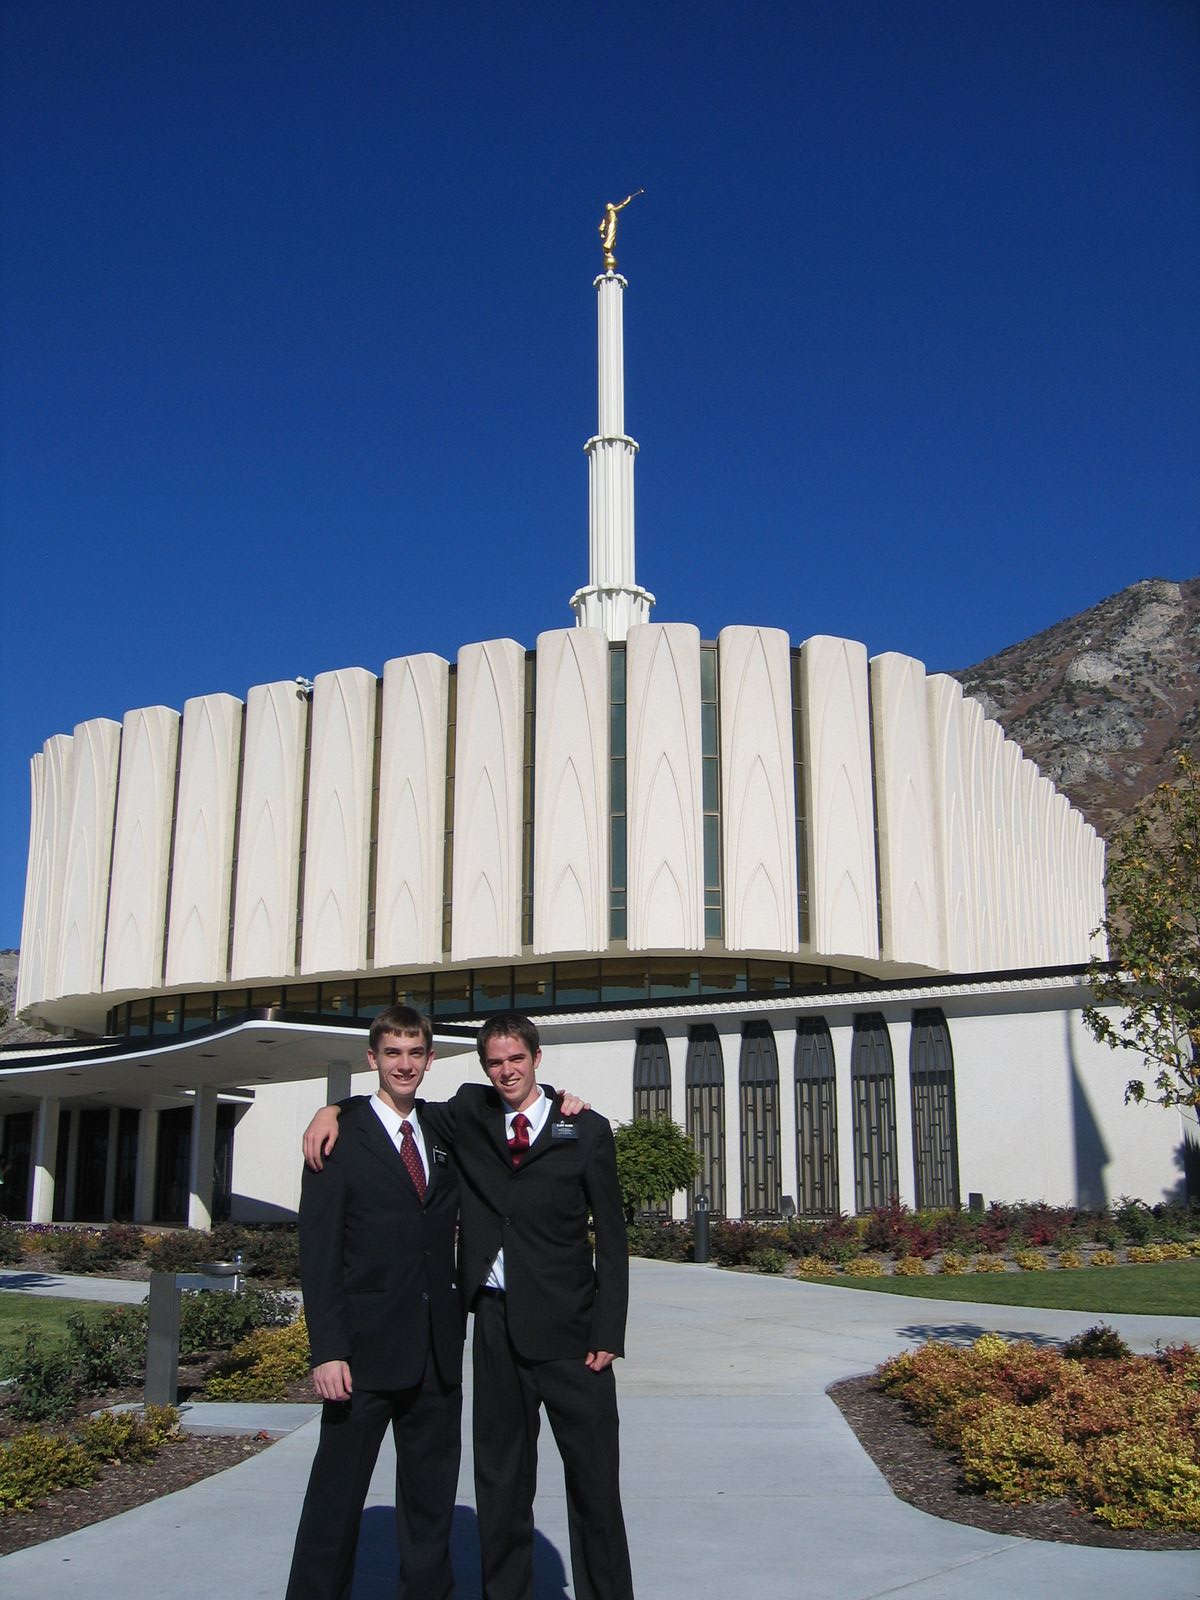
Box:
399;1120;427;1200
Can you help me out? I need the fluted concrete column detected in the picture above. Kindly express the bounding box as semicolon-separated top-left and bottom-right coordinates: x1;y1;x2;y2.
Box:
187;1086;218;1231
134;1107;160;1224
29;1097;60;1224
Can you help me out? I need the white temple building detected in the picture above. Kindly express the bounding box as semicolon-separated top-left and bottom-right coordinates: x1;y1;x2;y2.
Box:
1;223;1188;1228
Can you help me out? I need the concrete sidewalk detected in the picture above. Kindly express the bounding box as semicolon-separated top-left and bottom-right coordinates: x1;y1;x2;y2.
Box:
2;1258;1198;1598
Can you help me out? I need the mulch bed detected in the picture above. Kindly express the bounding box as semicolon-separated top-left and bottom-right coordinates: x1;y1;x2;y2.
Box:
829;1372;1200;1552
0;1432;271;1556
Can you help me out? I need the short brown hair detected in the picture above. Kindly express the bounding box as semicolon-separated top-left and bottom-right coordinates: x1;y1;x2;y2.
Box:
369;1005;433;1054
476;1011;540;1063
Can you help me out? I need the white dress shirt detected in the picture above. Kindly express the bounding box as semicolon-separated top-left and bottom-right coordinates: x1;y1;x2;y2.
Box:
369;1093;430;1183
485;1087;551;1291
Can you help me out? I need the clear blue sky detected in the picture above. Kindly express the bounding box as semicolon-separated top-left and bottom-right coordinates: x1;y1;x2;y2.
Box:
2;0;1197;949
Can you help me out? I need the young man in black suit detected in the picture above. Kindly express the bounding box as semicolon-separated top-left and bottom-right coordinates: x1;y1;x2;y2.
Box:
305;1011;635;1600
286;1005;464;1600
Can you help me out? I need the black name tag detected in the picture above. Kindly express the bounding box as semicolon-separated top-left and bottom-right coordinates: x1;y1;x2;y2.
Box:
551;1121;579;1140
432;1146;449;1166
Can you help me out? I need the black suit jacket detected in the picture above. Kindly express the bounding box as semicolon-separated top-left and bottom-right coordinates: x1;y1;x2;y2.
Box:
299;1097;464;1391
423;1084;629;1363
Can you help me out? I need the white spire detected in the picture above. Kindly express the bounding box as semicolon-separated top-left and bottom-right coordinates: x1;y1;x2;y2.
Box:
570;270;654;641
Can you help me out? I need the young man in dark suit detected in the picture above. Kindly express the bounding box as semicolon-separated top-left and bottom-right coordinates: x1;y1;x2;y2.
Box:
305;1011;635;1600
286;1005;464;1600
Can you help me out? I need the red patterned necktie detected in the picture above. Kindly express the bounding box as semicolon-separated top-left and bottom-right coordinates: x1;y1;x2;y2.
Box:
508;1112;531;1167
399;1120;426;1200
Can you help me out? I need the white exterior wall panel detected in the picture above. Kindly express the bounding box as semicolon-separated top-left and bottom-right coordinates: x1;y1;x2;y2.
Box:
626;624;704;951
16;736;72;1011
53;718;122;1000
533;628;608;954
799;636;878;963
300;668;377;976
719;626;798;953
164;694;243;988
869;652;944;969
374;654;449;969
926;676;975;971
229;682;308;983
451;640;525;962
104;707;181;992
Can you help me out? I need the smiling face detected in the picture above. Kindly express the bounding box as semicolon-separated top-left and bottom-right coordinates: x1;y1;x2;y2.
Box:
481;1032;542;1113
368;1029;433;1115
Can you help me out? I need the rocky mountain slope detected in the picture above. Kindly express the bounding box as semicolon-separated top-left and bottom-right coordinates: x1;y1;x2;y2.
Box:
953;577;1199;842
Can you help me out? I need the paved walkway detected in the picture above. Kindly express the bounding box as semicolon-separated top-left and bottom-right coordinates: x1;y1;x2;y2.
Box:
2;1259;1198;1598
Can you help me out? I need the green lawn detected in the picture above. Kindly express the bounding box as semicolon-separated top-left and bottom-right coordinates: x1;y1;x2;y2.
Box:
795;1258;1200;1317
0;1292;107;1363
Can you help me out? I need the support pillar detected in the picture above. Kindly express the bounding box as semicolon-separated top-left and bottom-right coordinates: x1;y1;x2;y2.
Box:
29;1097;60;1224
326;1058;353;1104
134;1107;160;1224
187;1086;218;1231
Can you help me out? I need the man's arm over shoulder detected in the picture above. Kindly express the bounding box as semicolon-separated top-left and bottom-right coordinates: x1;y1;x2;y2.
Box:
297;1151;351;1372
580;1114;629;1359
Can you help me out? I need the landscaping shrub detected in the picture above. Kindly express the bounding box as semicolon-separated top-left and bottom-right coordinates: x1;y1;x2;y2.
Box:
1013;1250;1049;1272
877;1334;1200;1531
146;1229;216;1272
100;1224;146;1260
205;1315;309;1401
795;1255;836;1277
0;1222;24;1265
1090;1248;1118;1268
1057;1249;1084;1269
970;1254;1006;1274
624;1220;693;1261
179;1285;294;1354
1112;1197;1156;1244
937;1252;969;1276
745;1247;789;1275
0;1431;95;1510
1060;1324;1132;1363
1127;1244;1166;1264
4;1333;79;1424
48;1231;106;1274
844;1257;883;1277
238;1226;300;1283
68;1304;148;1389
894;1255;928;1277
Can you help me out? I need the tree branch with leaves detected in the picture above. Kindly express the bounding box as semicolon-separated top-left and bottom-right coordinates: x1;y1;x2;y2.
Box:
1083;752;1200;1109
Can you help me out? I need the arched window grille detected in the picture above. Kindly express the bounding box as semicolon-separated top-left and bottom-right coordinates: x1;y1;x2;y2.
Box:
740;1022;782;1218
632;1027;672;1215
850;1013;898;1212
685;1026;725;1215
909;1009;960;1210
794;1017;839;1215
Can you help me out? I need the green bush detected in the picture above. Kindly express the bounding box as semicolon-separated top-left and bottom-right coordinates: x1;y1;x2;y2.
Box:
68;1304;148;1390
613;1118;699;1221
0;1430;96;1511
624;1220;693;1261
0;1221;24;1265
100;1223;146;1260
238;1225;300;1282
4;1332;79;1424
206;1316;310;1401
1060;1324;1132;1363
146;1229;215;1272
179;1285;294;1354
745;1247;789;1275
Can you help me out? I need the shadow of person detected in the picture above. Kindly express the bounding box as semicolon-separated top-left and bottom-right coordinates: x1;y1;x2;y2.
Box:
351;1503;570;1599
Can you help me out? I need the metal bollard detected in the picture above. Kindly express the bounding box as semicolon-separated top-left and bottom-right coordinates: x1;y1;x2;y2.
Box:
693;1193;711;1265
145;1272;182;1407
